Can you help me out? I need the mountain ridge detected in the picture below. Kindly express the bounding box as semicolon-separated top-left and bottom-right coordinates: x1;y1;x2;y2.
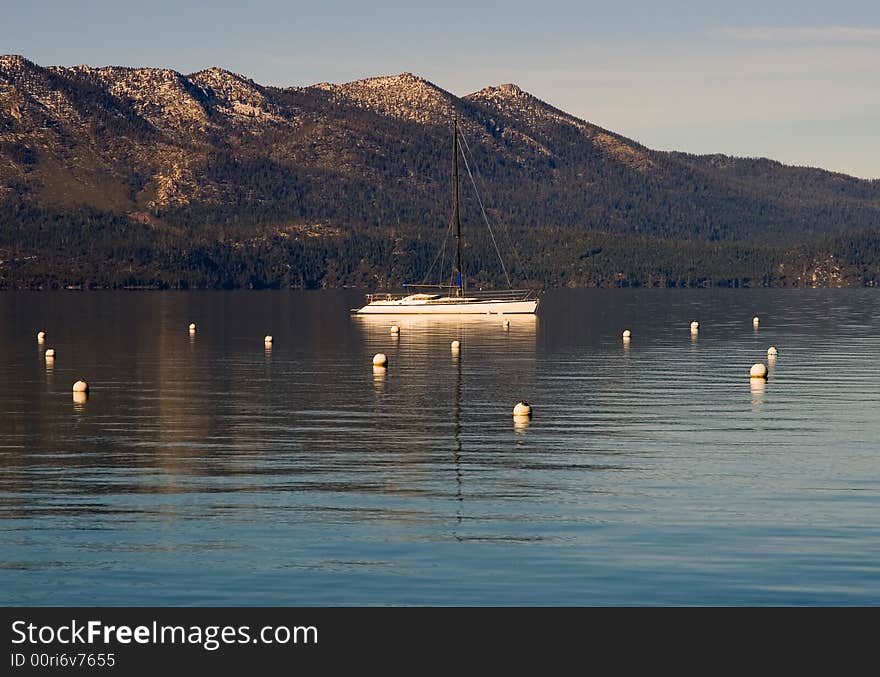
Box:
1;56;879;289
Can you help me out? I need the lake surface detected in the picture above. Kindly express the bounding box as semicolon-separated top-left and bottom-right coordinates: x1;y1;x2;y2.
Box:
1;289;879;605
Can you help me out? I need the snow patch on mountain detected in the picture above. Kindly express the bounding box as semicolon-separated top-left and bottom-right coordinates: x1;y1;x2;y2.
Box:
328;72;456;125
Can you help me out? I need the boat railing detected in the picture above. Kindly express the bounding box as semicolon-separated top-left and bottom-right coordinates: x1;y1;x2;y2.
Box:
364;288;540;303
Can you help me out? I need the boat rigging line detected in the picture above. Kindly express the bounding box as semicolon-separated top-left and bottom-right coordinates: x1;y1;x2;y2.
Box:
457;128;528;289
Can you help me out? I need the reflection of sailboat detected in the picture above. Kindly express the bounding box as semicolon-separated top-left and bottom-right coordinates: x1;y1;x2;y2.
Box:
354;117;540;315
353;312;538;367
353;312;537;336
452;346;465;540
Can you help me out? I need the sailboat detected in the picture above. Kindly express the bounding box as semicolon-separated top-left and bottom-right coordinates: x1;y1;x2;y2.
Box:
353;117;540;315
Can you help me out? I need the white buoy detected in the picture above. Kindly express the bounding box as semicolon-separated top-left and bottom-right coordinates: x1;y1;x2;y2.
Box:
622;329;631;339
37;331;46;341
372;353;387;367
749;363;768;379
502;320;510;329
264;335;273;344
451;340;460;350
753;316;760;327
390;325;400;335
189;323;196;333
45;348;55;358
513;401;532;417
767;346;778;357
72;380;89;393
690;321;699;331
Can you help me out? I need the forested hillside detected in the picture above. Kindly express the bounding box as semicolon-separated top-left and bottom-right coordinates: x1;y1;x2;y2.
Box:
2;55;879;288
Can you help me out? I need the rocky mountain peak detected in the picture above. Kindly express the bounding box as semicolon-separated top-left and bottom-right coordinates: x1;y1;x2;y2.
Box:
0;54;44;84
69;65;212;133
0;54;34;71
330;71;456;124
466;82;529;103
466;82;655;171
478;82;524;98
190;66;257;94
188;67;280;123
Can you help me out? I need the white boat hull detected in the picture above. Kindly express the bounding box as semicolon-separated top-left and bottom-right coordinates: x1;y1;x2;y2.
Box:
355;298;539;314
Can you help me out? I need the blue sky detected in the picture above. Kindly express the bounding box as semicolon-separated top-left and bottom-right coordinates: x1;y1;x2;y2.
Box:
2;1;878;178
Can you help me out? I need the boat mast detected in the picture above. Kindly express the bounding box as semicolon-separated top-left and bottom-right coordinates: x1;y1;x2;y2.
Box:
453;116;463;298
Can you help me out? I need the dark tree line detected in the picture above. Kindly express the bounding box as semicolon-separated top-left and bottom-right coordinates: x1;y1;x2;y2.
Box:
2;198;878;290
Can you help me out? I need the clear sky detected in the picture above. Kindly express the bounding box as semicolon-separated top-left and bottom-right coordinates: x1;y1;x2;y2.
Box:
2;1;878;178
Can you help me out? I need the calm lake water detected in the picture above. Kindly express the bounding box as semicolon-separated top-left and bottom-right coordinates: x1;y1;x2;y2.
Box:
1;289;879;605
